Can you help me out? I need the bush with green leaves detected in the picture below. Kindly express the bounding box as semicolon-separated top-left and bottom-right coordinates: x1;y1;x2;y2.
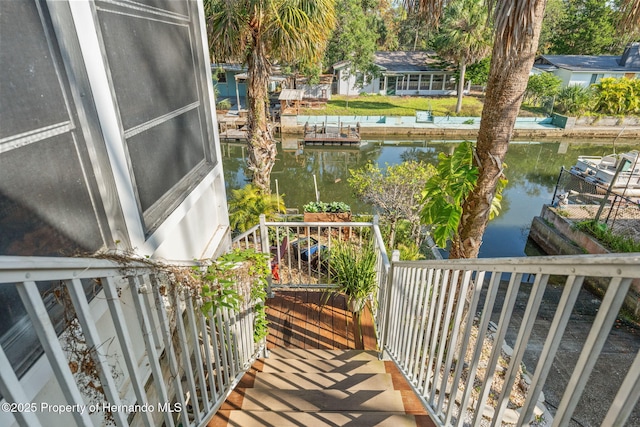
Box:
303;201;351;213
592;77;640;115
228;184;285;233
197;249;270;342
348;160;435;249
525;73;562;107
329;242;377;313
554;85;593;115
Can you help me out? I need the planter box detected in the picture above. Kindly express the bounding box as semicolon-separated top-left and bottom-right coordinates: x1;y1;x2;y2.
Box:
303;212;352;222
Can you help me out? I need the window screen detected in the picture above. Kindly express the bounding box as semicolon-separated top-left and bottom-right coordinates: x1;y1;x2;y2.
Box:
96;0;216;230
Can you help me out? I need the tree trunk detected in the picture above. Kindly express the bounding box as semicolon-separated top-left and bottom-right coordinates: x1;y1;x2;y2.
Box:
449;1;546;259
455;58;466;114
246;37;276;194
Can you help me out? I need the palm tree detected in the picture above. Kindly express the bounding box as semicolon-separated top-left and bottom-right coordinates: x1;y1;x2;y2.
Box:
406;0;640;259
206;0;336;194
432;0;491;113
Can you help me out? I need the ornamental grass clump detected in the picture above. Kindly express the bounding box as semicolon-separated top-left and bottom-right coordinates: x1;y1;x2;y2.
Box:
329;242;377;313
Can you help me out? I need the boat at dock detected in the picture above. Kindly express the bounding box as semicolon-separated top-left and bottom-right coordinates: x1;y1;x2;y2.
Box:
570;151;640;196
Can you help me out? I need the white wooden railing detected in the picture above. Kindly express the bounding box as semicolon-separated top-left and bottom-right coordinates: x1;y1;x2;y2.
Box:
378;253;640;427
0;256;263;427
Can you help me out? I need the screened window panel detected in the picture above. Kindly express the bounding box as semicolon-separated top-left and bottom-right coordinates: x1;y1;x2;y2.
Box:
127;108;206;213
0;1;103;256
97;8;199;130
96;1;215;226
0;135;103;256
0;1;68;139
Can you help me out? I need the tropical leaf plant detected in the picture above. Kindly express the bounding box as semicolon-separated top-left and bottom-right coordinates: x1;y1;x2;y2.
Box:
420;141;506;248
228;184;285;233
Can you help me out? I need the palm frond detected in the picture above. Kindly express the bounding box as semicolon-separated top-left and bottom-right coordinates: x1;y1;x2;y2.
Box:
620;0;640;32
488;0;541;59
403;0;449;27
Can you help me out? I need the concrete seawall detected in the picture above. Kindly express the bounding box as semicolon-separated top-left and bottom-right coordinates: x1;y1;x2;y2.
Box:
529;205;640;319
281;114;640;139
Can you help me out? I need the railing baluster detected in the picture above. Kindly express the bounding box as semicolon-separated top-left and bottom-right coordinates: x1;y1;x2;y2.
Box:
516;275;584;427
66;278;128;427
207;313;225;396
553;277;632;426
166;285;199;424
198;312;219;404
16;281;93;426
217;309;233;385
409;268;432;382
456;271;501;427
417;268;442;390
437;269;471;414
424;268;450;401
0;345;44;427
444;270;485;426
154;280;192;425
102;276;154;427
472;272;523;427
128;275;174;427
491;273;548;427
601;348;640;426
185;292;210;416
432;269;460;408
405;268;425;378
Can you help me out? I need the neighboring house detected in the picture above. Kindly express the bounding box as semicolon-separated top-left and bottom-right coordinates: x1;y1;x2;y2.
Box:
332;51;457;96
532;43;640;87
212;64;331;110
0;2;229;424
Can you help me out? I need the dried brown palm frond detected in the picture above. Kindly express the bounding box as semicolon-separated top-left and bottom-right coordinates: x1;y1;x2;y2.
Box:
487;0;540;59
403;0;449;27
620;0;640;32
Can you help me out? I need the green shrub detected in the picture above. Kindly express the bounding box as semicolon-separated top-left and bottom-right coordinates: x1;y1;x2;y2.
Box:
303;201;351;213
228;185;285;232
554;85;593;115
525;73;562;107
592;77;640;115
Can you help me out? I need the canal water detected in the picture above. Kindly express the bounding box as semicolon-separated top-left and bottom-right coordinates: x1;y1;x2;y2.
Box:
221;138;639;258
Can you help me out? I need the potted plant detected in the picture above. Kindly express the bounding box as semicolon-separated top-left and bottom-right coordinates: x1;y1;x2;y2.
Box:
303;201;352;223
329;242;376;313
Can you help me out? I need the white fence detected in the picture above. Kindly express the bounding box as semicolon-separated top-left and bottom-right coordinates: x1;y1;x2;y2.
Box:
0;256;263;427
379;253;640;426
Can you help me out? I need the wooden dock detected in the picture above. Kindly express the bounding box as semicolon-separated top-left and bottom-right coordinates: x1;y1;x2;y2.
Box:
303;122;361;145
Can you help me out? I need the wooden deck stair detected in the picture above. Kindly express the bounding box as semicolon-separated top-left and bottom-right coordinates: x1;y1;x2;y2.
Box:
209;348;436;426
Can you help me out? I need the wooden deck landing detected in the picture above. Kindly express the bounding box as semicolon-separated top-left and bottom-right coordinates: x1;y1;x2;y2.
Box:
266;290;377;351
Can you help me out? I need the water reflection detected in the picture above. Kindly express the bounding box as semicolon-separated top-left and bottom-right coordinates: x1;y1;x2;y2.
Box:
221;138;638;258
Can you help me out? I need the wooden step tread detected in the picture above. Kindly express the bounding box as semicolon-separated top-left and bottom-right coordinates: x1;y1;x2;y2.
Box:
260;358;386;374
253;372;393;390
267;348;378;360
240;389;406;412
214;410;435;426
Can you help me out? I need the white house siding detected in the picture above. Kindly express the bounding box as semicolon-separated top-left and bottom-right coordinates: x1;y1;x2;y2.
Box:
336;68;456;96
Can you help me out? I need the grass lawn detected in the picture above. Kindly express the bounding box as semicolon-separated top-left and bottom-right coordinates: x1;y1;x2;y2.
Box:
300;95;485;117
299;95;545;117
